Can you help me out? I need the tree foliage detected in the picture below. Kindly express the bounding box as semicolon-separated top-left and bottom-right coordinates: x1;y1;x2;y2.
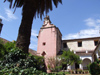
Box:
61;50;82;70
0;39;16;60
4;41;16;52
89;59;100;75
4;0;62;19
47;50;82;71
0;47;46;75
0;39;5;59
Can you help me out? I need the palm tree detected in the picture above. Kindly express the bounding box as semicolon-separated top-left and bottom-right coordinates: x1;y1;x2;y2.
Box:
4;0;62;53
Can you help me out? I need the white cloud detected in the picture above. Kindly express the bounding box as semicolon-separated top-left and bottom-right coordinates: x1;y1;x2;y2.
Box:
29;29;38;50
84;18;96;27
29;44;37;50
96;19;100;23
5;9;17;20
31;30;38;37
63;29;100;40
0;15;8;21
84;18;100;28
0;8;17;21
63;18;100;40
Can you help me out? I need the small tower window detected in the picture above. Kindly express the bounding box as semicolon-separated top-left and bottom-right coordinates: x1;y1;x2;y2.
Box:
78;41;82;47
43;42;46;46
41;51;46;56
63;43;67;48
94;40;98;46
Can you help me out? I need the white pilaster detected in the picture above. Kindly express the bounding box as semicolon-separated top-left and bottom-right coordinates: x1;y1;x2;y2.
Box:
67;65;71;70
79;64;83;70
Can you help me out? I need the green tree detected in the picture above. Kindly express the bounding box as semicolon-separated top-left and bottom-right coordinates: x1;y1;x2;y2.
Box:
4;0;62;53
4;41;16;52
0;39;6;59
47;50;82;72
61;50;82;70
0;39;16;60
89;59;100;75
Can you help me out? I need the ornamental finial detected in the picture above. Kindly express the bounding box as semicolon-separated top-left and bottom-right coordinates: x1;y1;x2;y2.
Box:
43;15;51;25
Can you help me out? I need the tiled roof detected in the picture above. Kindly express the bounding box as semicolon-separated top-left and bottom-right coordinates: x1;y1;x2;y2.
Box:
62;36;100;42
76;53;92;56
0;37;10;43
75;50;93;56
57;50;94;56
28;49;37;55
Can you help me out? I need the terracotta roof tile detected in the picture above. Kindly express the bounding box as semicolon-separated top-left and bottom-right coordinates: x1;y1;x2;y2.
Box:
0;37;10;43
76;53;92;56
28;49;37;55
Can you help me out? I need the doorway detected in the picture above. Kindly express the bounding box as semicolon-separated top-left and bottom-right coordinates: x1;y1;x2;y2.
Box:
75;63;79;69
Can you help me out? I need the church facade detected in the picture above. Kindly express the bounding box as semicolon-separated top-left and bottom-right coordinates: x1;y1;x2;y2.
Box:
37;16;100;71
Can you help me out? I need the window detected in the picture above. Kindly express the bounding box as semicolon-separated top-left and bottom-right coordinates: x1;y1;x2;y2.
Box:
63;43;67;48
43;42;46;46
78;41;82;47
94;40;98;46
41;51;46;56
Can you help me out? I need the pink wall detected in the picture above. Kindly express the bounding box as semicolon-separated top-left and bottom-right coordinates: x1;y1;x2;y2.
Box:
37;23;57;58
37;21;62;72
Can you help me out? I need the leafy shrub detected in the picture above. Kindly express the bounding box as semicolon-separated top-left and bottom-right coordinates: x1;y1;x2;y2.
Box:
4;41;16;52
0;67;43;75
61;50;82;70
47;57;62;72
0;39;6;59
57;71;65;75
77;69;82;73
89;60;100;75
0;47;46;75
0;40;16;60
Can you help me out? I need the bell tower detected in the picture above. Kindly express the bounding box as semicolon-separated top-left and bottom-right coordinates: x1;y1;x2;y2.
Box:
37;16;62;58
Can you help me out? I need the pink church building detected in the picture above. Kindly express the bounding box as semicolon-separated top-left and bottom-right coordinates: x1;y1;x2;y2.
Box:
37;16;62;72
37;16;62;58
37;16;100;72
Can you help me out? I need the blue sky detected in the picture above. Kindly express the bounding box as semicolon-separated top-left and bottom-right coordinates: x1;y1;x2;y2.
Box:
0;0;100;50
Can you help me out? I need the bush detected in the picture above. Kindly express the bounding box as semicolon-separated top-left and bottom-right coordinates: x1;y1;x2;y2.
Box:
89;60;100;75
4;41;16;52
61;50;82;70
0;47;46;75
56;71;65;75
77;69;82;73
47;57;62;72
0;40;16;60
0;39;6;59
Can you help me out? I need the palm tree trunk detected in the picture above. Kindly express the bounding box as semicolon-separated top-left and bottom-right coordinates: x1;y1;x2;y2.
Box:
16;1;36;53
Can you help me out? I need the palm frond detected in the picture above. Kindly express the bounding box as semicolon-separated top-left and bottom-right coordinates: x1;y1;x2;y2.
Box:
53;0;58;8
4;0;62;19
